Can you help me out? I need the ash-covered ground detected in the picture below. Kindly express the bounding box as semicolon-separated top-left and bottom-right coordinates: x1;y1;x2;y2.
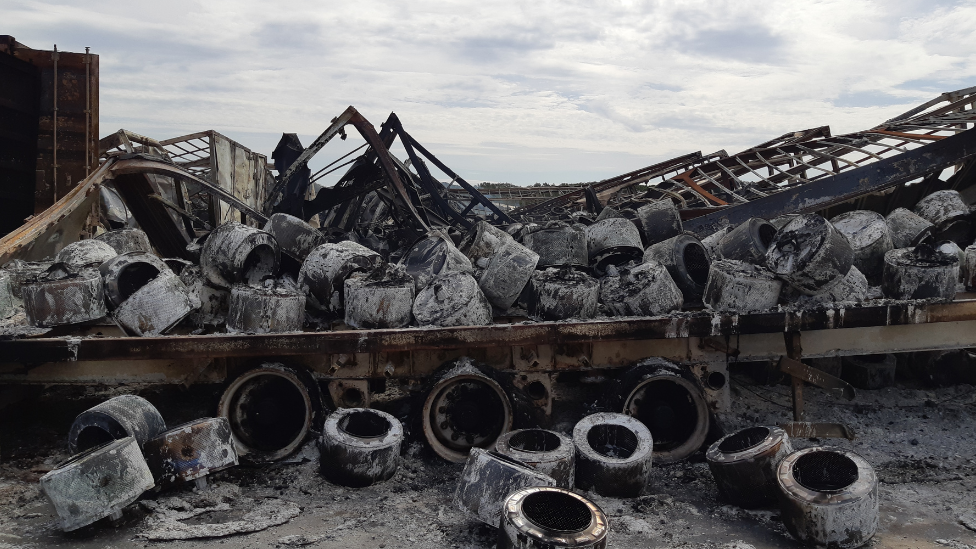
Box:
2;370;976;549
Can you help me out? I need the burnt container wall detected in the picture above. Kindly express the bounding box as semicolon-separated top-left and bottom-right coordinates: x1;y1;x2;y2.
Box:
2;38;98;215
0;46;40;236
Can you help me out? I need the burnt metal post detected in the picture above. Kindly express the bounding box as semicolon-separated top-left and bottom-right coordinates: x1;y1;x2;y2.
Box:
84;47;90;176
784;331;804;421
384;113;514;228
51;45;58;200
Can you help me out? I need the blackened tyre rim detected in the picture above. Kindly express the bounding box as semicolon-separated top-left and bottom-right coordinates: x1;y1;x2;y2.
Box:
422;372;513;462
502;487;608;548
623;373;710;464
218;364;315;463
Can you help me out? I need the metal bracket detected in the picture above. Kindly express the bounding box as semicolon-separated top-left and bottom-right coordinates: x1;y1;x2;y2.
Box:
779;422;856;440
778;356;856;401
784;332;805;421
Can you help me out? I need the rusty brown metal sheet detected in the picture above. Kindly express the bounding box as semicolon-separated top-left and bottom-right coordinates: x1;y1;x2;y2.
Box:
2;38;99;213
0;158;112;264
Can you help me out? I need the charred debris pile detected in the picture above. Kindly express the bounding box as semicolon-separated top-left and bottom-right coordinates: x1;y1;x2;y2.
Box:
3;87;976;547
42;384;880;548
3;89;976;336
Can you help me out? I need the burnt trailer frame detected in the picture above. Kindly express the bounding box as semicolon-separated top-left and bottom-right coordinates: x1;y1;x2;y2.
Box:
6;294;976;420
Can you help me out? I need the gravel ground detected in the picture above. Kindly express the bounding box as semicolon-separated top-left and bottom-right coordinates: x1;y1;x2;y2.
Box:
2;370;976;549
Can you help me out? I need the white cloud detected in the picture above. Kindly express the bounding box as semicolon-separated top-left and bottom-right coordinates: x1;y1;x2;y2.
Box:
5;0;976;183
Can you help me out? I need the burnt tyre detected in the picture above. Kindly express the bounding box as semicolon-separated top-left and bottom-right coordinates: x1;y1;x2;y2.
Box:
22;265;107;327
94;227;153;255
706;426;793;508
200;221;280;289
40;437;155;531
642;233;711;305
318;407;403;487
495;429;575;488
499;486;609;549
68;394;167;454
572;412;653;498
777;447;879;548
99;252;172;309
602;358;711;464
218;363;325;463
716;217;777;264
453;448;556;527
882;245;959;301
143;417;239;488
417;358;523;463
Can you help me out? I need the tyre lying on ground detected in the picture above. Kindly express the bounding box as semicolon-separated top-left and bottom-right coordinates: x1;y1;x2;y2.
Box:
499;486;609;549
40;437;155;531
318;407;403;488
453;448;556;527
68;394;167;454
706;425;793;508
776;447;879;549
572;412;653;498
495;428;576;489
143;417;239;489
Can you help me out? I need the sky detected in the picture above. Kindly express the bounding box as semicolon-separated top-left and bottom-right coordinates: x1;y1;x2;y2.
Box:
6;0;976;185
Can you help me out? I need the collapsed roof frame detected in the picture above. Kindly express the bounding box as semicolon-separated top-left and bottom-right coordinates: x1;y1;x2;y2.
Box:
511;150;725;221
268;106;429;232
269;107;513;233
651;88;976;235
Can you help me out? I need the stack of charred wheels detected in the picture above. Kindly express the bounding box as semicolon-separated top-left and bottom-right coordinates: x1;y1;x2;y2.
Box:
40;394;240;532
706;426;879;547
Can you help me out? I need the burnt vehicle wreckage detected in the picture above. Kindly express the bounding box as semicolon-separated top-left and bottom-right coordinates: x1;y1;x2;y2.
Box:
1;72;976;546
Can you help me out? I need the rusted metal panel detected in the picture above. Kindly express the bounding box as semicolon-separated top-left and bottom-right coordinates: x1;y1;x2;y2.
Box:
0;48;40;235
0;158;110;263
0;37;98;214
0;358;225;384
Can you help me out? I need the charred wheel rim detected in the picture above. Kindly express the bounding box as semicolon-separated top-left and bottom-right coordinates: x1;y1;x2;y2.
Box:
502;487;608;548
422;373;513;462
623;374;710;463
218;365;315;463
